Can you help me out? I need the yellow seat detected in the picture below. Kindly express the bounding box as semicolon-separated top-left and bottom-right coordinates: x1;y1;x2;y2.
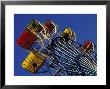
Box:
61;28;76;40
21;51;46;74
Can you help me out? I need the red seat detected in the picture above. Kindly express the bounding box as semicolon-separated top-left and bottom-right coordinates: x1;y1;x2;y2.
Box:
16;31;37;50
44;20;55;35
82;41;94;53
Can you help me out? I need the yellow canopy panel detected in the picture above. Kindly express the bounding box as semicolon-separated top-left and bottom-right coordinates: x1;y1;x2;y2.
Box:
21;51;46;74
